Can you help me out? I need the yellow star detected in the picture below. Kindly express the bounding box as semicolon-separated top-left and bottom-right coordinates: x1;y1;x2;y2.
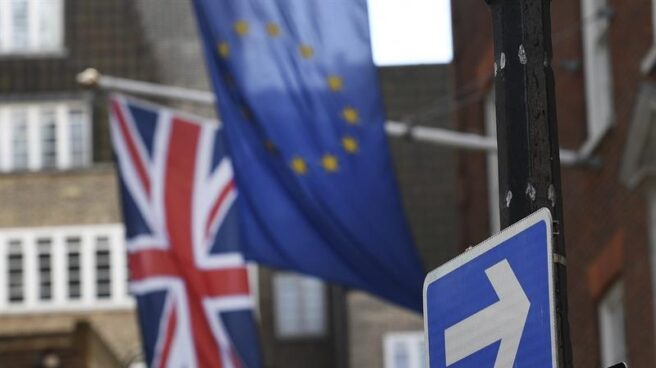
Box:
322;154;339;172
241;106;253;121
266;22;280;37
234;20;249;36
342;136;358;153
299;44;314;59
223;72;235;87
291;156;308;175
264;139;277;153
342;107;359;124
327;75;343;92
218;41;229;58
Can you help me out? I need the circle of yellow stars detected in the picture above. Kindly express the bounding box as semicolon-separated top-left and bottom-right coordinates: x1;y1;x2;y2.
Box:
216;19;362;176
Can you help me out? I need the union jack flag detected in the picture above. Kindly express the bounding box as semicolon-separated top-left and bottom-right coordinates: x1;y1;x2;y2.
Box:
109;95;262;368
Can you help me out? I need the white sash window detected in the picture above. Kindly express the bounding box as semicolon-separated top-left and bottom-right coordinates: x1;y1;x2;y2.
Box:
273;272;327;338
37;238;53;301
581;0;614;140
0;224;132;313
7;239;24;304
598;281;627;367
0;101;91;172
383;332;426;368
0;0;64;54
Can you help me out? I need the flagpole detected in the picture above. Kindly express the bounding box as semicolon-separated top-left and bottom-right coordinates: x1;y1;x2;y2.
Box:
484;0;573;366
76;68;590;167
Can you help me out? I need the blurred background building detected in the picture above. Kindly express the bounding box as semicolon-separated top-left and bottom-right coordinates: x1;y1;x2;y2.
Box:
0;0;155;366
0;0;457;367
2;0;653;367
452;0;656;366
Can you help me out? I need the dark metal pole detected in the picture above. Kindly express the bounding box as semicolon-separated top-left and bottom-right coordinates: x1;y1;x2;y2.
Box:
485;0;573;367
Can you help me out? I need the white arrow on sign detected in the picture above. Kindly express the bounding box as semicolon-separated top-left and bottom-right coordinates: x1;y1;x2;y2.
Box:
444;259;530;368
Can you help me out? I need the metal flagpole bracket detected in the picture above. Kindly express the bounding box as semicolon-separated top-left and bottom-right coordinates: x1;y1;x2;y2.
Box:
552;253;567;267
77;68;101;87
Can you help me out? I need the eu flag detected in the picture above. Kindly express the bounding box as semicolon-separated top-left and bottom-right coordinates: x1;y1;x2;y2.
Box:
192;0;425;311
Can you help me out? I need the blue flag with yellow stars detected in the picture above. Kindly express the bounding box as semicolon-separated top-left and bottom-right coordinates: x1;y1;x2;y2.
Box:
192;0;425;311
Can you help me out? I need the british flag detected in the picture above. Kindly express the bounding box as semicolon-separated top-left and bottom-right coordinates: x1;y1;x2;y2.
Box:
109;94;262;368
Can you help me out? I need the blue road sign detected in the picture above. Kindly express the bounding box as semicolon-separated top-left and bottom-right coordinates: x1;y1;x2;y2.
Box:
423;208;556;368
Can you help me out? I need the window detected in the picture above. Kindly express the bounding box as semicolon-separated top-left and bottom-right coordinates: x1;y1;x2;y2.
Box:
598;281;627;367
7;240;24;303
0;0;64;54
69;109;89;168
367;0;453;66
581;0;614;139
11;110;29;170
0;101;91;172
273;273;327;338
0;225;130;313
66;237;81;300
41;110;57;168
37;238;52;301
383;332;426;368
95;237;112;299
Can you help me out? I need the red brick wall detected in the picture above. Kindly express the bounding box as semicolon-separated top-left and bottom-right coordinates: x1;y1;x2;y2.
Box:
451;0;656;366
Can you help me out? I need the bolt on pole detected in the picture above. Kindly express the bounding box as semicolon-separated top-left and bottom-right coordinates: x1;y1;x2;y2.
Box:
484;0;573;367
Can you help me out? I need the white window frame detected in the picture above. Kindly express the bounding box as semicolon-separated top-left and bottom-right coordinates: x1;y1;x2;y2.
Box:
94;236;113;299
66;236;83;300
581;0;614;141
0;100;92;172
7;239;25;304
273;272;327;339
598;280;627;367
36;237;53;301
0;224;132;314
383;331;426;368
0;0;65;55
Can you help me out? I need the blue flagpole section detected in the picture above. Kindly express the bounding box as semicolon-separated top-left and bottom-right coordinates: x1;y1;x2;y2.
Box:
192;0;425;311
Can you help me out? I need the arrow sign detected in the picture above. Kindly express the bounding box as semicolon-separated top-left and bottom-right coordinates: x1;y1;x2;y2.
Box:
444;260;530;368
424;209;557;368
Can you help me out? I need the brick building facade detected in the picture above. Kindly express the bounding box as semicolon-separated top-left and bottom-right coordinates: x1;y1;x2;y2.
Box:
0;0;156;365
451;0;656;366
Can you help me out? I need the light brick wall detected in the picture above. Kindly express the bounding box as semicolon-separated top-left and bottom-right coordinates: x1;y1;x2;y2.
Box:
452;0;656;366
0;310;141;364
0;166;120;228
347;292;423;368
0;166;141;363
